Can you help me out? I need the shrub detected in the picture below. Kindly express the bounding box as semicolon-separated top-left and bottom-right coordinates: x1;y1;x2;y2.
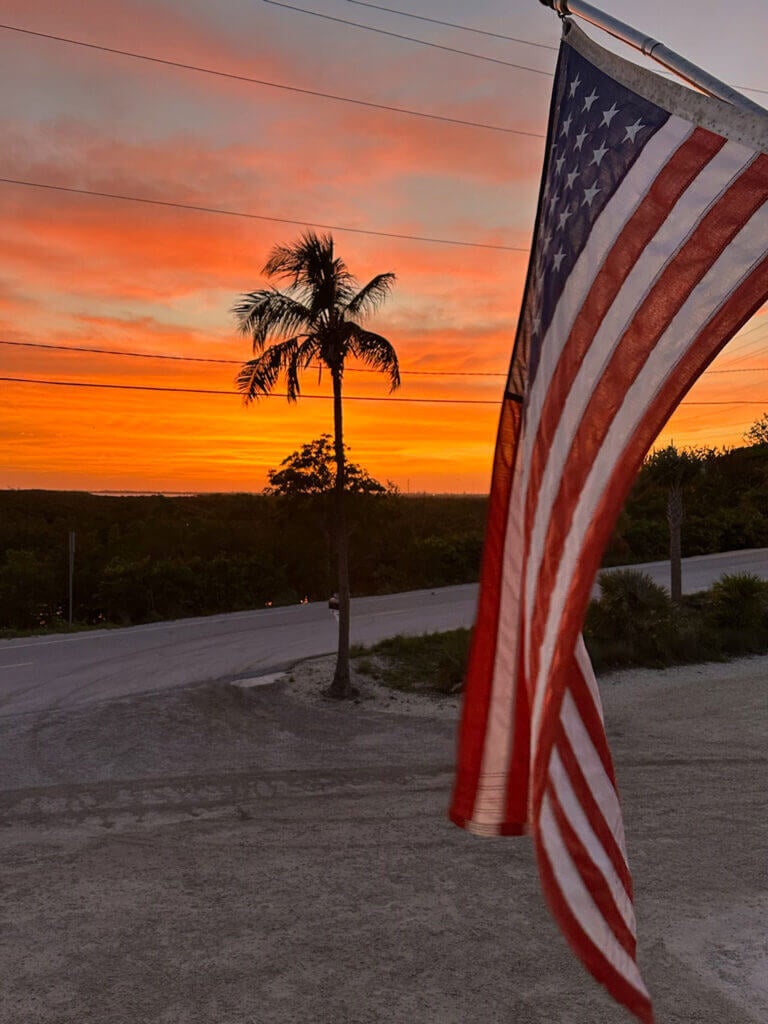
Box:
706;572;768;654
585;569;679;670
353;629;471;695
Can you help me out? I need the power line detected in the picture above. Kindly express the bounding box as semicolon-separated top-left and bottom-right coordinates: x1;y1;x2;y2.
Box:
716;325;768;367
0;376;503;404
707;366;768;374
0;23;543;138
341;1;558;51
4;377;767;408
8;338;768;377
0;177;526;251
656;68;768;97
1;339;239;366
0;339;508;376
262;1;554;76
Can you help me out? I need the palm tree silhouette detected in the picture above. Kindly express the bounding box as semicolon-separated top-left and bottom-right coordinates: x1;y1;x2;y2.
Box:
233;231;400;698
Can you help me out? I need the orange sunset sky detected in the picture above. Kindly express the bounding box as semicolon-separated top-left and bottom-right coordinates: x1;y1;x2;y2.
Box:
2;0;768;493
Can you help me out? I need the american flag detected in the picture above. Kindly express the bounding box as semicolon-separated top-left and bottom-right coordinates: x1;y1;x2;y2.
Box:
450;22;768;1024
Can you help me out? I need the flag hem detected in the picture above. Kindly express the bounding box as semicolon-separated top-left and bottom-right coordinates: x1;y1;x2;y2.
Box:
566;22;768;152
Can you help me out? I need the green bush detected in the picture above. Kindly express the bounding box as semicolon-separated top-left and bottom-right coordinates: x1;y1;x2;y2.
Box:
705;572;768;654
354;629;471;695
585;568;768;671
585;569;675;670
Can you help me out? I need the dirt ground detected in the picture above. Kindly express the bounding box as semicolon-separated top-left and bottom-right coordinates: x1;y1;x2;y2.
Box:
0;654;765;1023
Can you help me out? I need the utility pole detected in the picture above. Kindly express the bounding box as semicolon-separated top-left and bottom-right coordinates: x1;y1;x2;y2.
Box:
68;530;76;626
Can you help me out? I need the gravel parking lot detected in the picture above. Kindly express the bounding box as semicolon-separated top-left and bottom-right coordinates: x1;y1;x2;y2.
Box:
0;654;765;1023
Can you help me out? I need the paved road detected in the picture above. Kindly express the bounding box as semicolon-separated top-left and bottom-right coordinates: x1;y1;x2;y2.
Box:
2;547;767;717
603;546;768;594
0;585;477;717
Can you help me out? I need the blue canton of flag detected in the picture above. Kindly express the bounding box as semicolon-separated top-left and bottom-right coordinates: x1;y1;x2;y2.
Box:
527;49;668;383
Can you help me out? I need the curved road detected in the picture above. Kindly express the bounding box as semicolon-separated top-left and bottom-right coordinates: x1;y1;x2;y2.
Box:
2;547;767;717
0;585;477;717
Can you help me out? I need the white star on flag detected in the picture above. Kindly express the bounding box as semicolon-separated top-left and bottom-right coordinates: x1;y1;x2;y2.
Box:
623;118;645;143
600;102;620;126
582;88;598;111
582;181;601;206
589;140;609;166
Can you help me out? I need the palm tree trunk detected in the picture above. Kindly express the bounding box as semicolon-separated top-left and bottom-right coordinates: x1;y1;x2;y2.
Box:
667;484;683;604
327;367;353;699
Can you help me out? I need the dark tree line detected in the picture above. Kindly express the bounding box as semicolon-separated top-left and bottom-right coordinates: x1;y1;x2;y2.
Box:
605;442;768;566
0;489;486;632
3;441;768;634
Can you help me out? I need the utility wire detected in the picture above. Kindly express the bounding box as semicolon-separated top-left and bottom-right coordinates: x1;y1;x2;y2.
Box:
309;1;768;99
3;376;764;408
5;338;768;377
0;339;507;376
0;178;526;252
0;23;543;138
0;376;503;404
262;1;554;76
341;1;558;51
0;339;239;366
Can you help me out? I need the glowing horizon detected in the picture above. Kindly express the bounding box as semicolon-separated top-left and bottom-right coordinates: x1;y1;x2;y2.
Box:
2;0;767;493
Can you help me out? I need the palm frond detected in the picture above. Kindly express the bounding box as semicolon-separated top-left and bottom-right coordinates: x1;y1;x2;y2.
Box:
344;272;396;319
236;337;302;403
296;336;323;372
231;289;313;352
346;326;401;391
263;231;356;318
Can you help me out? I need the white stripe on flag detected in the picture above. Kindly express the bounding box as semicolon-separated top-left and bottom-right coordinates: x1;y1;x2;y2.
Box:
521;117;694;461
559;690;629;857
524;140;757;675
471;448;527;829
548;747;636;934
532;198;768;749
539;795;650;998
574;634;604;725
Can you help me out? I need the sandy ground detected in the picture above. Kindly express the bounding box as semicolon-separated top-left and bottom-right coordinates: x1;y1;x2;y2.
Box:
0;653;766;1023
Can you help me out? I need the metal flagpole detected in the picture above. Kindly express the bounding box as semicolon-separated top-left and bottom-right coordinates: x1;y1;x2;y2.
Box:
538;0;768;117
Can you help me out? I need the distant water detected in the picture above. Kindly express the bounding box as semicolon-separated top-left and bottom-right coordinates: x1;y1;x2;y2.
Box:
88;491;250;497
88;490;485;498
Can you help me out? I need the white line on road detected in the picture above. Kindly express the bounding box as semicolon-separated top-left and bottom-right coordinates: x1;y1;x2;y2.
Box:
0;635;112;652
0;662;33;669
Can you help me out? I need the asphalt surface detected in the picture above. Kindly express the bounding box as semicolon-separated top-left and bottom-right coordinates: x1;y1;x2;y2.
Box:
2;548;768;718
0;585;477;717
603;546;768;595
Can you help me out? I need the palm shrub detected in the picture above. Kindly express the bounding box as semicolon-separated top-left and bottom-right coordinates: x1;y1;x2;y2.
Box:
706;572;768;654
585;568;680;669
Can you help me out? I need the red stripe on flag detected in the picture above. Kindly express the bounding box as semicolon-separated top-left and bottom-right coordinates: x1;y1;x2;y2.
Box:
522;128;725;551
535;834;655;1024
503;638;532;828
527;158;768;766
532;216;768;808
449;398;524;828
567;657;618;787
555;723;634;898
546;779;637;957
